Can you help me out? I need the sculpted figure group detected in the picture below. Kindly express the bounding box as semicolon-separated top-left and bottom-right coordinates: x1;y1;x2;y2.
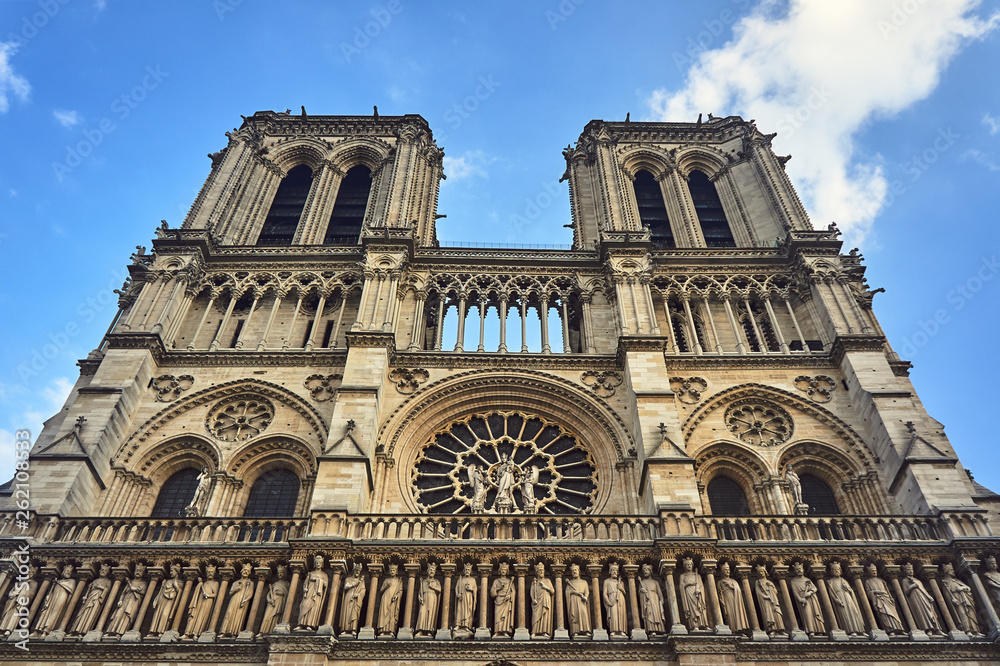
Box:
11;555;998;644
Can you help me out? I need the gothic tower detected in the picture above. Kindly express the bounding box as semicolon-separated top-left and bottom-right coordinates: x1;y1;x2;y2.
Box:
1;111;998;665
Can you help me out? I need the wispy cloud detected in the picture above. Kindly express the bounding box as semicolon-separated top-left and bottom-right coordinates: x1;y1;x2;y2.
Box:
0;376;73;480
94;0;107;11
443;149;497;180
962;148;1000;171
53;109;81;128
0;42;30;113
983;112;1000;135
646;0;1000;244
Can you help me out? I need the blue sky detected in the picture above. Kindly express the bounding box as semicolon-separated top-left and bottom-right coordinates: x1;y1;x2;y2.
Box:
1;0;999;494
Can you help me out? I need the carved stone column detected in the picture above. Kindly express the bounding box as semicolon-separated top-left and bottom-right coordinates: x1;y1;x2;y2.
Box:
122;566;162;643
26;568;55;630
700;560;729;635
623;563;646;641
200;566;233;642
659;559;686;635
399;563;419;640
772;565;807;641
48;566;91;641
475;562;492;640
513;563;530;641
359;562;381;640
319;560;345;636
242;566;271;639
165;568;198;640
811;563;847;640
87;566;128;642
276;560;303;635
883;565;927;641
436;562;455;640
848;564;887;641
735;564;767;641
921;563;967;641
588;562;608;640
551;562;569;641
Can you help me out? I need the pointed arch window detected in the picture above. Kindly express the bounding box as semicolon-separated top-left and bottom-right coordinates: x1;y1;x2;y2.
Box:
801;474;840;515
150;468;200;518
633;170;674;248
706;476;751;515
257;164;314;246
243;469;300;517
688;170;735;248
324;165;372;245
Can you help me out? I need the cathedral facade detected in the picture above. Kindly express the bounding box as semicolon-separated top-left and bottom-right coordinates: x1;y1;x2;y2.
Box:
1;110;999;665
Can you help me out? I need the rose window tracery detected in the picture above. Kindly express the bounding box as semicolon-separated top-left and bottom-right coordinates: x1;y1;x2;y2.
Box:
207;395;274;441
412;411;598;515
724;401;792;447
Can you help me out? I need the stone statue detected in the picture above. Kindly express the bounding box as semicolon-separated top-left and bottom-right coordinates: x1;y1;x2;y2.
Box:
376;563;403;637
468;465;487;513
901;562;942;634
638;563;666;635
564;563;591;637
453;562;477;639
149;563;183;636
296;556;328;630
492;454;517;513
940;563;980;635
338;563;365;637
184;467;212;517
106;563;147;636
260;564;289;634
717;562;749;633
785;466;803;507
69;563;112;635
983;556;1000;612
521;465;539;513
603;562;627;637
184;564;219;638
35;564;76;635
754;564;784;634
863;563;903;634
490;562;515;637
530;562;554;638
678;557;708;631
219;563;255;636
0;566;37;635
414;562;442;637
826;562;864;636
789;562;824;635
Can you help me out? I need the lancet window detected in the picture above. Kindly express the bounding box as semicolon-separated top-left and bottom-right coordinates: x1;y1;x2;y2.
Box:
688;170;735;248
149;468;200;519
633;169;674;247
257;164;313;246
324;165;373;245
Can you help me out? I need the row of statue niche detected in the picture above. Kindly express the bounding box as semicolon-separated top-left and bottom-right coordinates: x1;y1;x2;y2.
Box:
677;557;991;639
467;456;541;514
7;556;1000;641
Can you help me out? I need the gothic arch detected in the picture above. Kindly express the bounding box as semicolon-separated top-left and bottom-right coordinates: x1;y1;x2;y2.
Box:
376;369;636;514
269;138;329;173
617;147;673;181
329;137;393;173
673;145;730;179
114;379;329;470
226;435;317;516
693;442;770;514
127;435;220;516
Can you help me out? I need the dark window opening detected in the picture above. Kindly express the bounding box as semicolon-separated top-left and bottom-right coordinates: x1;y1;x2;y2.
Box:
301;320;313;348
150;469;200;518
707;476;751;516
324;165;372;245
633;170;674;248
320;320;335;348
229;319;244;348
257;164;313;246
244;469;300;518
689;170;735;248
789;339;825;352
801;474;841;515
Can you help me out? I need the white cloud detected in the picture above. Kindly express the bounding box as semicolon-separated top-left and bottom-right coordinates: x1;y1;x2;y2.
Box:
94;0;107;11
0;377;73;481
0;42;30;113
983;112;1000;135
53;109;81;128
443;149;497;180
646;0;999;244
962;148;1000;171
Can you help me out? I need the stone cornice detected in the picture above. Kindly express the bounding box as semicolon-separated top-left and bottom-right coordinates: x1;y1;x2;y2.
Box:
393;351;621;371
830;334;890;365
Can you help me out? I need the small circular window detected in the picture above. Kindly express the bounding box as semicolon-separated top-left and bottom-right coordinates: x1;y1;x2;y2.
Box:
207;395;274;442
412;411;598;515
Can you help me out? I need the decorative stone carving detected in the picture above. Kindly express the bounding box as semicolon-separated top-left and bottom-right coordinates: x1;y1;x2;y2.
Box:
377;564;403;638
296;556;328;631
678;557;708;631
794;375;836;403
184;565;219;638
151;375;195;402
149;563;183;637
453;562;477;639
827;562;864;636
414;562;441;637
864;563;903;634
983;556;1000;613
581;370;623;397
531;562;554;638
901;562;943;635
207;395;274;441
34;565;75;635
754;565;784;634
303;374;342;402
638;563;666;635
412;411;598;515
183;467;212;517
0;566;37;635
389;368;430;394
219;563;255;637
490;562;515;637
717;562;748;633
790;562;824;635
105;564;147;636
338;564;365;638
69;563;111;636
669;377;708;405
940;562;980;635
725;400;792;447
603;562;627;638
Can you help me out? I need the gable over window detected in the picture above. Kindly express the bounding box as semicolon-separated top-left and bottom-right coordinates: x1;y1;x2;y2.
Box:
324;165;372;245
688;170;735;248
633;170;674;248
257;164;313;246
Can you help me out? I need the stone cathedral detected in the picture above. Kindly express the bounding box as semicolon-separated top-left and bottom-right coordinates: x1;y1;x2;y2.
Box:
1;110;999;666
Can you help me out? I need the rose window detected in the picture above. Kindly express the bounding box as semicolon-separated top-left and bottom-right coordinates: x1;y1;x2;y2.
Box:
412;411;598;515
724;401;792;447
207;395;274;441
